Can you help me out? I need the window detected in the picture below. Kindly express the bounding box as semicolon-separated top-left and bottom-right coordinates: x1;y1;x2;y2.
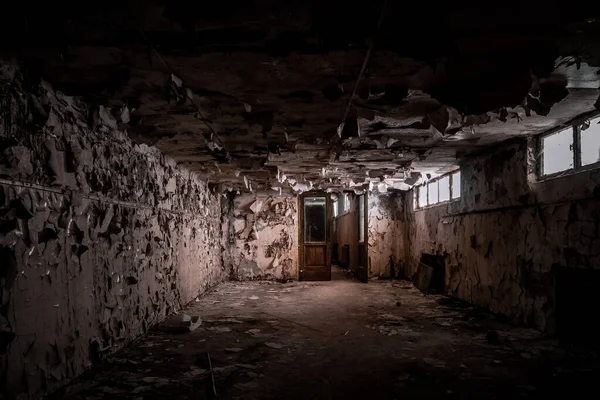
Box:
541;127;573;175
418;186;427;208
438;176;450;202
414;169;461;209
539;114;600;177
451;171;461;200
580;116;600;167
428;181;438;204
343;193;350;212
333;200;338;218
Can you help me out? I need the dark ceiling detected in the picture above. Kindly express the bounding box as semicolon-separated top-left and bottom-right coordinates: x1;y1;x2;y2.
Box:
1;0;599;193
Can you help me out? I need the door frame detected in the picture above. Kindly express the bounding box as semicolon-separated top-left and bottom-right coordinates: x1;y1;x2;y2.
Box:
298;191;332;281
357;192;369;282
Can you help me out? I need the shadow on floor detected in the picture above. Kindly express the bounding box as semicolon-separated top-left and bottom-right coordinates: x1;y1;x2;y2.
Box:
48;279;600;400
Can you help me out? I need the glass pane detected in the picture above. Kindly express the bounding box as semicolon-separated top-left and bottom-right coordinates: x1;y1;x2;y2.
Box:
332;200;338;217
542;127;573;175
581;116;600;166
418;186;427;208
451;171;461;199
358;195;365;243
439;176;450;202
428;181;438;205
304;197;326;243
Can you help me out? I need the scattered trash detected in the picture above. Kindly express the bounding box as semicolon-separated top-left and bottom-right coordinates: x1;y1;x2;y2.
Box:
493;360;502;365
396;301;402;307
157;314;202;334
343;331;349;336
248;296;260;300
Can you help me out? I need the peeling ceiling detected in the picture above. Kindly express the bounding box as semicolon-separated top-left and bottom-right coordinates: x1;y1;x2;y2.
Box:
2;0;599;194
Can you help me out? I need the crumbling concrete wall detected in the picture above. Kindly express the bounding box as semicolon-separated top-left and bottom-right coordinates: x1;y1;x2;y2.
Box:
406;139;600;331
368;191;406;278
230;194;298;280
0;61;226;399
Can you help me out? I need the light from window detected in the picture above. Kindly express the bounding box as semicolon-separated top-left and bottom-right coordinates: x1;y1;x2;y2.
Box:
333;200;338;218
358;195;365;243
542;127;573;175
343;193;350;212
418;186;427;208
451;171;461;199
415;169;460;209
580;116;600;167
438;176;450;202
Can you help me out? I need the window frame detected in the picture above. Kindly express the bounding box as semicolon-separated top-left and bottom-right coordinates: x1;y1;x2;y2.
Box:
414;169;461;210
537;112;600;179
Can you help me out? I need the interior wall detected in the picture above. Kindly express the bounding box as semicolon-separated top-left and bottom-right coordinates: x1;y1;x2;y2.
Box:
0;61;226;399
406;139;600;331
368;192;406;278
333;193;358;274
230;194;298;280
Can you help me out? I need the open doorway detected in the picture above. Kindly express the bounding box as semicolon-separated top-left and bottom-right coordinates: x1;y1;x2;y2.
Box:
330;192;368;282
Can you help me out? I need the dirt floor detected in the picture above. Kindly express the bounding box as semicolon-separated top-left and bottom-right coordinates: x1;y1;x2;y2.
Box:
49;267;599;399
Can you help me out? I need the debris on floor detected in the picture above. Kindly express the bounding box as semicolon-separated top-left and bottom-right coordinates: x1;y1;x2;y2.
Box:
156;314;202;334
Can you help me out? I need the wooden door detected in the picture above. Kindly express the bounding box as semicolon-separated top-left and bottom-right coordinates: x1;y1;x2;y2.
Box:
299;193;331;281
357;194;368;282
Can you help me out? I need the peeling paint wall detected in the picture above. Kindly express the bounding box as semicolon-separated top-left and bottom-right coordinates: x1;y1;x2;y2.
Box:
368;192;406;278
406;139;600;331
0;61;225;399
230;194;298;280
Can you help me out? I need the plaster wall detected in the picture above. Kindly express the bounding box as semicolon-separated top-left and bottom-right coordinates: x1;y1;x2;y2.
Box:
367;192;406;278
0;62;225;399
407;139;600;331
229;194;298;280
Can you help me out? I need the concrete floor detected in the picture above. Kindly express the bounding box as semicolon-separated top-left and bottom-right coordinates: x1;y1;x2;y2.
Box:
50;267;598;400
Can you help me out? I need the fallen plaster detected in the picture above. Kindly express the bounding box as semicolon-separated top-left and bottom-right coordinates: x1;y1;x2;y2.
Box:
0;60;226;399
229;194;298;280
406;140;600;331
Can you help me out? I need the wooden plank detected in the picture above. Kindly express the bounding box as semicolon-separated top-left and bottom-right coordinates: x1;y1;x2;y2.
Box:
415;262;434;294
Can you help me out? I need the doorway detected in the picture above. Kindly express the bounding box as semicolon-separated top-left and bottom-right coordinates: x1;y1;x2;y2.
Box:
299;193;331;281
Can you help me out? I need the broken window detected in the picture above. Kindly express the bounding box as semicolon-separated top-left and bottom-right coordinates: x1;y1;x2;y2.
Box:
580;116;600;167
451;171;461;199
541;127;574;175
438;176;450;202
538;114;600;177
